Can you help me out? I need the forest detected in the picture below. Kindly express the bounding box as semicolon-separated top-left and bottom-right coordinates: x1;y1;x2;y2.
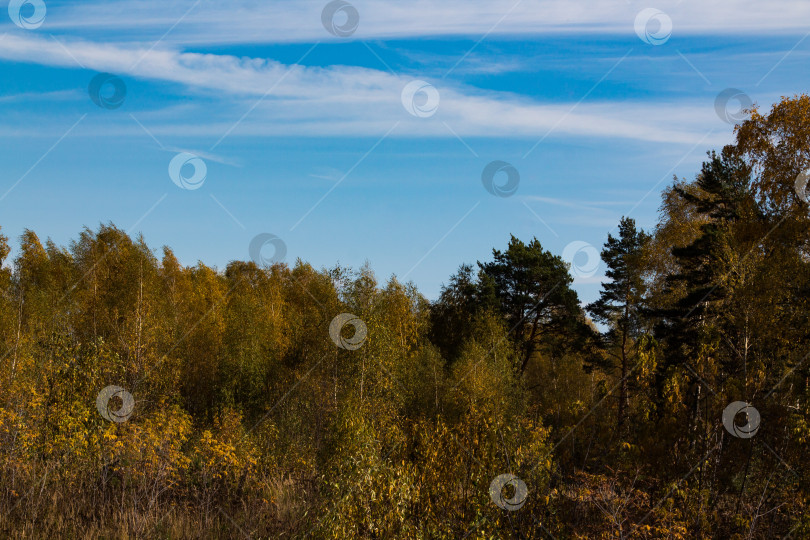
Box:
0;96;809;538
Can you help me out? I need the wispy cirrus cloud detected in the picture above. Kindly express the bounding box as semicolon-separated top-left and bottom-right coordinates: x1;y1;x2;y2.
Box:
0;33;732;145
34;0;810;45
0;89;81;103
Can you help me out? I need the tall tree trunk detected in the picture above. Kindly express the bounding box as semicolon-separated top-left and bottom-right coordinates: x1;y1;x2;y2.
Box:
520;317;540;374
11;290;23;381
617;291;630;431
618;331;627;431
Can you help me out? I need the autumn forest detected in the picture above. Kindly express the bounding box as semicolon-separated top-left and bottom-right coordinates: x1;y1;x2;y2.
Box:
1;96;810;538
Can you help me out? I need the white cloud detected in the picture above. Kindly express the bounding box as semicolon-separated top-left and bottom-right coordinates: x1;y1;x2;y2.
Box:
38;0;810;45
0;89;80;102
0;33;733;145
162;146;242;167
574;275;610;285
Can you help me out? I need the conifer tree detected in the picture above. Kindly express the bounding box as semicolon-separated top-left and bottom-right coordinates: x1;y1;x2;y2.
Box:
587;217;649;430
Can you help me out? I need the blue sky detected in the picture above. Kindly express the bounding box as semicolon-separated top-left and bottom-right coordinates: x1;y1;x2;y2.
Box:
1;0;809;304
